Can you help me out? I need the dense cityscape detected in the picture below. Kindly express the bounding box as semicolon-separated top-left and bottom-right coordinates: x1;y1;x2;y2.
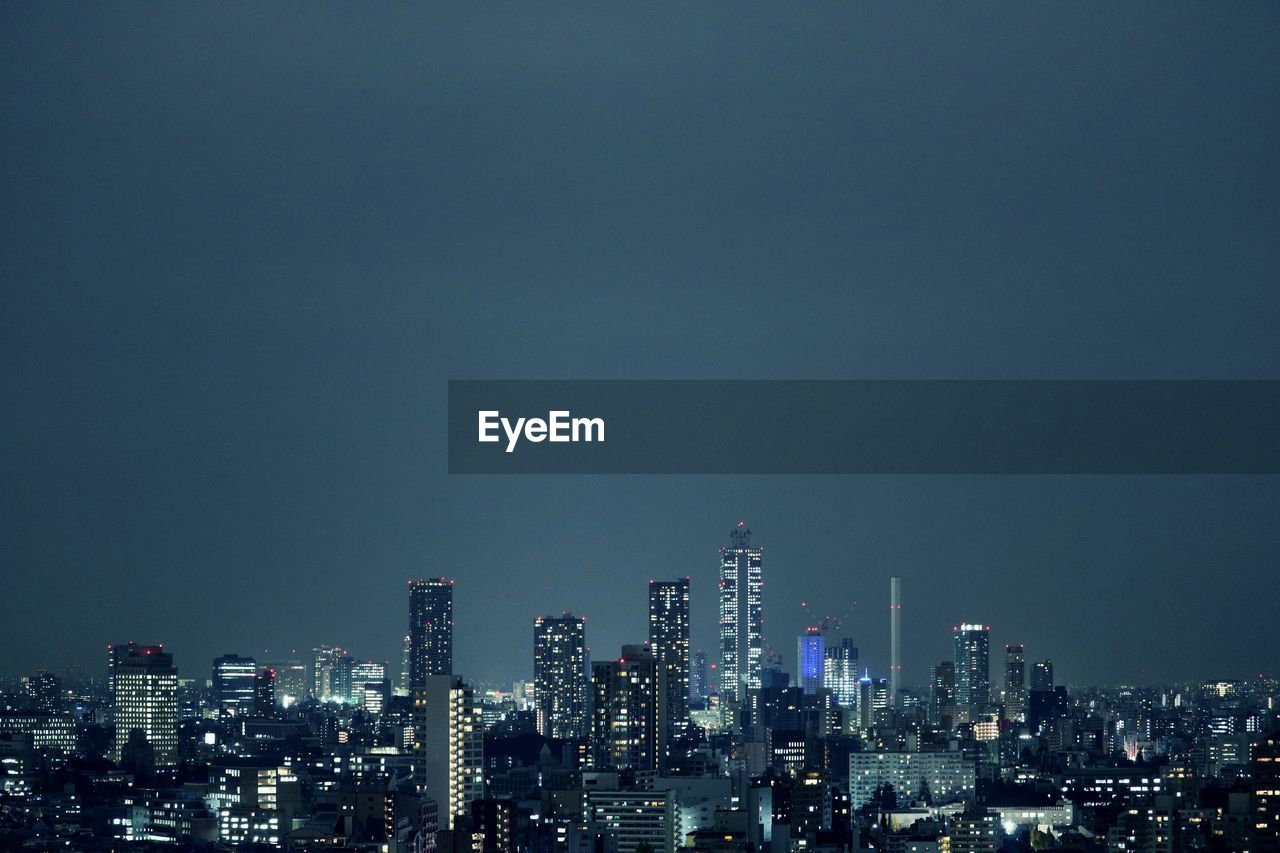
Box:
1;522;1276;852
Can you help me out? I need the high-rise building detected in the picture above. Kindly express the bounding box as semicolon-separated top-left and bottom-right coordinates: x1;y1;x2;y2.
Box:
398;634;412;696
253;668;276;716
262;657;306;708
533;613;588;740
212;654;257;717
1003;644;1026;723
649;578;691;755
719;521;763;702
330;653;360;704
110;642;178;765
24;670;62;712
953;624;991;716
854;675;890;733
797;628;825;695
590;644;662;771
349;661;385;706
690;649;709;705
1030;659;1054;693
930;660;957;726
823;638;859;708
1251;733;1280;852
311;645;341;701
413;674;483;830
409;578;454;688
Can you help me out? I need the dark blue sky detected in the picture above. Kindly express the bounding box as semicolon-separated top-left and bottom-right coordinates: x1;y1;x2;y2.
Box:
2;3;1278;687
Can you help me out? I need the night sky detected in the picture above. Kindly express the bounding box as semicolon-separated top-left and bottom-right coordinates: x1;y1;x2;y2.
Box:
3;4;1278;688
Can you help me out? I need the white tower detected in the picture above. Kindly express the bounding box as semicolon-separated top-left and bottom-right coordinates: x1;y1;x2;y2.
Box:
889;577;902;707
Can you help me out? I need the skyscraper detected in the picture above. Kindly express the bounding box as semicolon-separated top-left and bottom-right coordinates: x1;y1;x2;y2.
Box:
350;661;386;706
311;644;341;701
649;578;691;753
797;628;825;695
854;675;890;733
719;521;763;702
823;638;859;708
212;654;257;717
261;656;306;708
533;613;589;740
1030;659;1054;693
398;634;411;696
110;642;178;765
1004;643;1026;722
253;667;276;716
930;660;956;726
590;644;662;772
689;649;709;705
953;624;991;718
1028;660;1056;735
409;578;454;688
413;674;483;830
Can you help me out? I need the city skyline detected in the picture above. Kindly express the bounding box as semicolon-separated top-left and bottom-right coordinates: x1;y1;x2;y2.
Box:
8;509;1276;692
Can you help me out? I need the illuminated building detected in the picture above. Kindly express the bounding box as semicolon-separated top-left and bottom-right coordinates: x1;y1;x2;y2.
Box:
973;714;1000;742
1027;660;1055;733
823;638;858;708
649;578;691;757
262;657;306;708
311;645;341;701
931;661;956;727
212;654;256;717
413;674;483;830
949;805;999;853
358;680;388;715
118;789;218;844
23;671;62;712
534;613;588;740
1057;768;1163;807
110;642;178;765
1004;644;1026;723
470;798;515;853
409;578;454;688
690;649;709;704
953;624;990;716
253;668;275;716
590;644;662;771
848;751;975;808
586;789;679;853
398;634;412;696
719;521;763;702
855;675;889;733
0;712;77;753
207;760;284;845
1251;734;1280;852
349;660;386;705
797;628;825;695
1030;659;1053;693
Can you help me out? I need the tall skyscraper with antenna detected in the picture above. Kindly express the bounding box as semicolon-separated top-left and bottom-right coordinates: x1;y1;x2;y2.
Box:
718;521;763;702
